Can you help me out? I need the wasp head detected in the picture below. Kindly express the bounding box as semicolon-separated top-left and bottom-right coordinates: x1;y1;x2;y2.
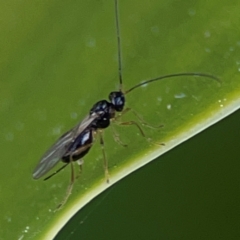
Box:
109;91;125;112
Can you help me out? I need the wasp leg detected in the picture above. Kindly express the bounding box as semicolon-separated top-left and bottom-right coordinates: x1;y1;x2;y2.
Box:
76;159;84;179
128;108;163;129
113;107;131;121
98;130;110;183
110;125;127;147
117;120;146;137
116;120;164;146
114;107;164;146
44;163;69;181
56;155;75;210
117;107;163;129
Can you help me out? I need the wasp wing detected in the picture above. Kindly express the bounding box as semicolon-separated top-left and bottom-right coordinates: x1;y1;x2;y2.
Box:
32;113;98;179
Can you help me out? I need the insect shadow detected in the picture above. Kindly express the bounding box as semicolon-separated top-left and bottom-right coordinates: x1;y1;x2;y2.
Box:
32;0;220;210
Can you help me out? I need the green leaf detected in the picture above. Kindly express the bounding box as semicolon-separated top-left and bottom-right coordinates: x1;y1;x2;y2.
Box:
0;0;239;239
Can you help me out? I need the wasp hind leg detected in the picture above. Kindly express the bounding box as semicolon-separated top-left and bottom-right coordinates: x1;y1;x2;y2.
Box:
76;159;84;179
98;130;110;183
44;163;69;181
56;155;75;211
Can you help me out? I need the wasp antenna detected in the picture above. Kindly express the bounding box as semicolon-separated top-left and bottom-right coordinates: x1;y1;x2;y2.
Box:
124;72;220;94
115;0;123;91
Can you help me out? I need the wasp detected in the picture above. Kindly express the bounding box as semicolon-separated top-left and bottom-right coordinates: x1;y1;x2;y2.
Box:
33;0;219;209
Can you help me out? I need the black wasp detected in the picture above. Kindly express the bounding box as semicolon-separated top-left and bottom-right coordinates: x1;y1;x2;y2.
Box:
33;0;219;209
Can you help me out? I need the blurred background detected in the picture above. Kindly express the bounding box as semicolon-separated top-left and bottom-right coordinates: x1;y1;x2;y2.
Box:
0;0;239;239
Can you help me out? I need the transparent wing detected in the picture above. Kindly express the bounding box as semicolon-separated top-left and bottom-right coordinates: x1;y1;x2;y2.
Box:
32;114;98;179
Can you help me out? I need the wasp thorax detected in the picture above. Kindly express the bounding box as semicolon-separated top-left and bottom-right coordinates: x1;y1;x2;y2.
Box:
90;100;109;114
90;100;111;129
109;91;125;112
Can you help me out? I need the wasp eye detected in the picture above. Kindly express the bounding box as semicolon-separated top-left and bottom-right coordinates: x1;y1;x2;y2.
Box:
109;91;125;112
